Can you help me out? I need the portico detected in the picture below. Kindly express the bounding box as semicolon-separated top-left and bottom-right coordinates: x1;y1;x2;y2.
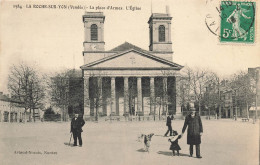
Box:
81;49;183;118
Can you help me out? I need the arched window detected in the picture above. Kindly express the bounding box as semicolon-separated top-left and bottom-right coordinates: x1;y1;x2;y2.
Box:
91;24;98;41
159;25;165;42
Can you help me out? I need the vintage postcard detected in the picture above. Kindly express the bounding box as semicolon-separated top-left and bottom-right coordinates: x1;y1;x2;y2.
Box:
0;0;259;165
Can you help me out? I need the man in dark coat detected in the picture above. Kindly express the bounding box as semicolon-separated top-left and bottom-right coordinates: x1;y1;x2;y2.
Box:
181;110;203;158
70;113;85;147
164;114;174;136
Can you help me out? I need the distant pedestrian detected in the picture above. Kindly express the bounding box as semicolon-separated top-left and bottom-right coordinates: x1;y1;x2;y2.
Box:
168;131;182;156
164;114;174;136
70;113;85;147
181;109;203;158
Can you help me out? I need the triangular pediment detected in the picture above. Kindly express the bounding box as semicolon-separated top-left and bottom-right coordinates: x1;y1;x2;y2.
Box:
81;49;183;70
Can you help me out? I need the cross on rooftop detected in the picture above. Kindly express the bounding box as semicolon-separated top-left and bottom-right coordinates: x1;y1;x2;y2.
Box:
130;56;136;65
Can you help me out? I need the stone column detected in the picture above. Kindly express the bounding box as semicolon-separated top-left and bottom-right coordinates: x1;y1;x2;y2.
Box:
111;77;116;116
124;77;129;115
83;76;90;119
150;77;155;115
100;23;104;41
97;77;102;116
162;77;168;115
102;78;107;116
137;77;143;115
175;76;182;116
168;23;171;42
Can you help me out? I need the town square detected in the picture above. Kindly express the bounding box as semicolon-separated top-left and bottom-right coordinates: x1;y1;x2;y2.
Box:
0;119;259;165
0;0;259;165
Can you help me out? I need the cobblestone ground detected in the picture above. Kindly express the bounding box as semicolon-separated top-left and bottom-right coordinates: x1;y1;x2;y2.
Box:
0;119;259;165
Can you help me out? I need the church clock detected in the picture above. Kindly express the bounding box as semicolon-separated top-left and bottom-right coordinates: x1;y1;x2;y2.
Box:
90;44;97;51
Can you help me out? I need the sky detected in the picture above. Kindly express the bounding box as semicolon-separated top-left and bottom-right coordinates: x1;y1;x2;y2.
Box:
0;0;259;94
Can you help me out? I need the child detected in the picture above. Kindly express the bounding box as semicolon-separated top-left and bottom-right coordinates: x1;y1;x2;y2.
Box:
168;131;182;156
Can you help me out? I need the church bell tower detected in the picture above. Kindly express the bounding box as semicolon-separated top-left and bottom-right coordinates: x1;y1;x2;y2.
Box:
148;7;172;52
83;12;105;51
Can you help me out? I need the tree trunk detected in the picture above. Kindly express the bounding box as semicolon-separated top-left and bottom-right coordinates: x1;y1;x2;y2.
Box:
24;109;26;123
29;108;32;122
246;102;249;119
61;106;63;122
158;104;161;121
235;106;237;121
208;108;211;120
153;99;155;121
159;97;162;120
199;101;201;116
33;108;35;122
95;99;99;121
218;105;222;119
154;101;156;121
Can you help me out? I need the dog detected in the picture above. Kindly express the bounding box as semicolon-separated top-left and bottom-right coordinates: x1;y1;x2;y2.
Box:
138;133;154;153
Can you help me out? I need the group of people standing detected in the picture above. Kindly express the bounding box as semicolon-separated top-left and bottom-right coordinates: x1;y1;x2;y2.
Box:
165;109;203;158
69;109;203;159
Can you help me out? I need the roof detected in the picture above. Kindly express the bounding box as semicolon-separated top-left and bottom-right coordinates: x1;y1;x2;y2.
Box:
81;47;183;69
0;93;24;104
110;42;149;52
148;13;172;24
0;94;10;102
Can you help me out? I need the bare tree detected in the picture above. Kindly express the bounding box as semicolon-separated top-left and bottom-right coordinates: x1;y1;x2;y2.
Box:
203;72;224;119
8;62;45;122
229;70;256;119
48;69;83;121
48;71;69;121
182;67;212;115
152;69;177;120
87;71;110;121
179;67;193;112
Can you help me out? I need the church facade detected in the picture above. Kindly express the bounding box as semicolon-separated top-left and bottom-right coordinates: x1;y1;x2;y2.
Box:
80;11;183;119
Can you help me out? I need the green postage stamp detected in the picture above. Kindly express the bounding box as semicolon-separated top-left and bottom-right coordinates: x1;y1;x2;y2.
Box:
220;1;255;43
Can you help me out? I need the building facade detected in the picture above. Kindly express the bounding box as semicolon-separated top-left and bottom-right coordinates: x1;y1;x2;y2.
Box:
205;67;260;119
0;92;24;122
80;11;183;119
248;67;260;117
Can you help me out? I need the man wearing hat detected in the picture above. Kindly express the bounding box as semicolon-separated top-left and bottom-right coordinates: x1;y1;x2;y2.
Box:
70;112;85;147
164;114;174;136
181;108;203;158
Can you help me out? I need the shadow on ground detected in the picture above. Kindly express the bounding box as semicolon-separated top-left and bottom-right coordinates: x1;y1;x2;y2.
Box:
136;148;147;152
64;142;73;147
157;151;190;157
